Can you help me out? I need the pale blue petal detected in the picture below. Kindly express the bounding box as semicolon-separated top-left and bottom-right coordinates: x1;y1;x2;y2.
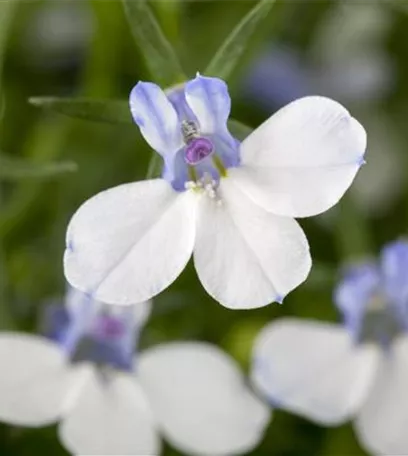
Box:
381;240;408;305
185;75;231;135
334;263;380;340
130;81;183;158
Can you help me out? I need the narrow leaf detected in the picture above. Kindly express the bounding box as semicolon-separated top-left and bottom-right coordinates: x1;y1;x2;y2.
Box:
122;0;185;86
205;0;277;80
29;98;132;125
0;153;77;180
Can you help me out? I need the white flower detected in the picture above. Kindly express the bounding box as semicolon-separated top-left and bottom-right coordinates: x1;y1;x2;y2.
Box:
251;240;408;455
64;74;366;309
0;288;269;455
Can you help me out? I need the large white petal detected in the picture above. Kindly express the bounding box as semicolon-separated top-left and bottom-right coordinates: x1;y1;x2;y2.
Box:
231;96;366;217
138;342;270;456
59;367;160;455
193;178;311;309
64;179;196;305
0;333;82;426
355;335;408;455
251;319;379;425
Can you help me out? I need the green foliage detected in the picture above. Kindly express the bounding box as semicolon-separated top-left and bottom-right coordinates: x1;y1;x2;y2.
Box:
29;98;132;125
122;0;185;85
205;0;278;80
0;0;406;455
0;153;77;180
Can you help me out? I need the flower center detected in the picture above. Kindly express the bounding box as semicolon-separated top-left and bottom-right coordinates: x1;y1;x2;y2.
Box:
185;137;214;165
181;120;214;165
92;314;125;339
358;294;405;347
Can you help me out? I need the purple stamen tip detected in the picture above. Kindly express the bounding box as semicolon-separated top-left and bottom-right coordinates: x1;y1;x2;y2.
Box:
185;137;214;165
94;315;125;339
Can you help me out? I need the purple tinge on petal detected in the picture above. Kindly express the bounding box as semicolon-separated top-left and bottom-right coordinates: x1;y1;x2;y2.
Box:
185;137;214;165
70;307;137;371
44;292;138;371
381;240;408;306
334;263;380;341
380;240;408;331
92;314;126;339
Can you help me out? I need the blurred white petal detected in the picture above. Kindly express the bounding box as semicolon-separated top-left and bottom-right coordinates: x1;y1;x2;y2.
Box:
355;335;408;455
231;96;366;217
64;179;196;305
60;368;160;455
0;333;81;426
251;319;379;425
138;342;270;456
194;178;311;309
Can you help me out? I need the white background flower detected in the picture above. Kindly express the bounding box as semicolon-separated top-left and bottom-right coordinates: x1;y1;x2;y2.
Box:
0;295;269;456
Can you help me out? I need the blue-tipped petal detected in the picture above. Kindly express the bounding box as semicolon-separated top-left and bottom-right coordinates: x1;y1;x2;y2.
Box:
185;75;231;135
130;81;183;159
334;263;380;340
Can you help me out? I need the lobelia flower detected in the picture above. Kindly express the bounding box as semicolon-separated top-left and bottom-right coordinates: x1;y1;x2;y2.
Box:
251;240;408;455
64;74;366;309
0;287;269;455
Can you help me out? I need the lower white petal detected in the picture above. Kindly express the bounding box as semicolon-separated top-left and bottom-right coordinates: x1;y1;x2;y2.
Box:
355;335;408;455
251;319;379;425
138;342;270;456
64;179;196;305
193;178;311;309
0;333;80;426
59;368;160;455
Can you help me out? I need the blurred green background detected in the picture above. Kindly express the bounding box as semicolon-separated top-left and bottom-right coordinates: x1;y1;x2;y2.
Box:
0;0;407;454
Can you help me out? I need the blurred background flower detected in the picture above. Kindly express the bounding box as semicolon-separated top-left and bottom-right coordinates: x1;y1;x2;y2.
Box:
251;240;408;455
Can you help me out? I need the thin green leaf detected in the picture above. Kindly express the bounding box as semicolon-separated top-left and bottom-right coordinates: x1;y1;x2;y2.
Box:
205;0;277;80
122;0;185;86
29;97;132;125
0;153;77;180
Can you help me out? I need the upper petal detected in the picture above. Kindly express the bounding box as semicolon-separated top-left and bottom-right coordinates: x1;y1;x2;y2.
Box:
130;81;183;157
59;368;160;455
380;240;408;308
0;333;81;426
185;75;231;135
64;179;196;305
251;319;380;425
138;342;270;456
355;335;408;455
193;178;311;309
334;263;381;339
231;96;366;217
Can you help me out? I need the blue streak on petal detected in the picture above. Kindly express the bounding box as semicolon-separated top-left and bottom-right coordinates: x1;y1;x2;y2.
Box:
334;263;380;341
380;240;408;329
166;85;197;122
381;240;408;305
